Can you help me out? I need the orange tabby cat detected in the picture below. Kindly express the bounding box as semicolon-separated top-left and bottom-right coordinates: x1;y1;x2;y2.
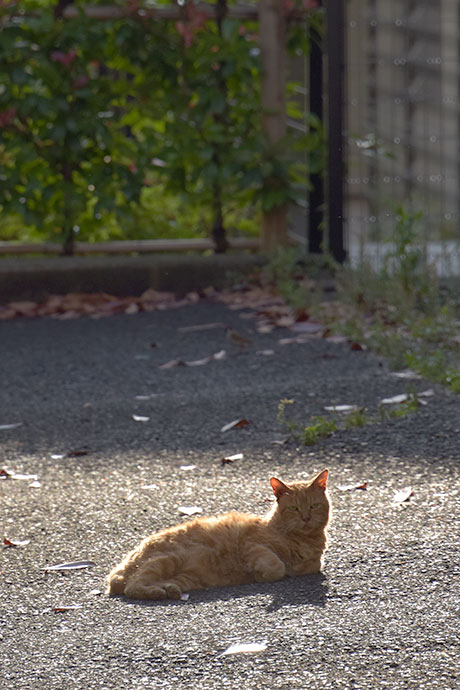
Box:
107;469;330;600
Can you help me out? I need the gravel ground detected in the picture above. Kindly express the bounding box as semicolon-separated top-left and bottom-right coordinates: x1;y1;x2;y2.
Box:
1;298;460;690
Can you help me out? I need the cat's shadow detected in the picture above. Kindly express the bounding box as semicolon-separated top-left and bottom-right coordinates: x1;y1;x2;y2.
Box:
120;573;328;612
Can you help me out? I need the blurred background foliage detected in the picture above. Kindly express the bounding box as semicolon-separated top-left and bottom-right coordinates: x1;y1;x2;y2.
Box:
0;0;324;252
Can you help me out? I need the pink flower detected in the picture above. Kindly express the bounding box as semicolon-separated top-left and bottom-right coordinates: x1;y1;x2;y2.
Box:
73;75;89;89
51;50;77;67
0;107;16;127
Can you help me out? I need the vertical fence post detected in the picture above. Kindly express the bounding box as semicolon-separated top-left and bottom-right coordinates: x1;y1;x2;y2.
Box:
259;0;288;250
308;1;324;254
326;0;346;262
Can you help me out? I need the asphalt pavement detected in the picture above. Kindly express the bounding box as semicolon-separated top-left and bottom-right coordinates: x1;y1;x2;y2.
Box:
1;295;459;690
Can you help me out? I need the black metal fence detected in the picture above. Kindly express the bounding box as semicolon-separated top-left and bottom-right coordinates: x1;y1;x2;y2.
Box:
293;0;460;275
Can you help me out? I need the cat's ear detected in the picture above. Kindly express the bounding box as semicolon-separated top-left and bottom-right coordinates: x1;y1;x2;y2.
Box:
312;468;329;491
270;477;291;499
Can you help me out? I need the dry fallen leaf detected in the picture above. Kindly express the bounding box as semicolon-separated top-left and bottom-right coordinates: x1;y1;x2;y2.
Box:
53;604;83;613
220;642;268;657
132;415;150;423
4;537;30;547
391;370;422;380
180;593;190;601
324;334;348;344
221;453;244;465
256;349;275;356
324;405;360;413
185;355;213;367
0;423;22;431
178;322;225;333
178;506;203;516
41;560;97;572
66;450;89;458
220;418;249;433
380;391;434;406
393;488;414;503
338;482;368;491
3;470;38;481
350;341;367;351
290;321;323;334
180;465;197;471
159;359;186;369
380;393;409;405
278;334;317;345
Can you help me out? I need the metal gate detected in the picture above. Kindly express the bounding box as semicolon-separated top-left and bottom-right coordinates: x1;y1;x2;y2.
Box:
345;0;460;275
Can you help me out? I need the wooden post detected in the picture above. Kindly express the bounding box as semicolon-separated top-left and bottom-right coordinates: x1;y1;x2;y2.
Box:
259;0;288;250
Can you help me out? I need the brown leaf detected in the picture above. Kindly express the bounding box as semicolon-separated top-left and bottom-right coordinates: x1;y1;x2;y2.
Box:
66;450;89;458
3;537;30;547
220;418;249;433
294;307;310;322
338;482;368;491
350;341;366;351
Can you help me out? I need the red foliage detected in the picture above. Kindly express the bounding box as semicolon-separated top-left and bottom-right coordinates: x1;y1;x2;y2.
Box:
0;107;16;127
51;49;77;67
175;1;208;48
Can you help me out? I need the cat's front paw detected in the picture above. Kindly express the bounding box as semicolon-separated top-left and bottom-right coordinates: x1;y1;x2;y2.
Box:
254;558;286;583
107;573;126;595
164;583;182;600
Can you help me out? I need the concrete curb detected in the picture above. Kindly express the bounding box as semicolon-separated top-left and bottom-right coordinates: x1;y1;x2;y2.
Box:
0;253;266;302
